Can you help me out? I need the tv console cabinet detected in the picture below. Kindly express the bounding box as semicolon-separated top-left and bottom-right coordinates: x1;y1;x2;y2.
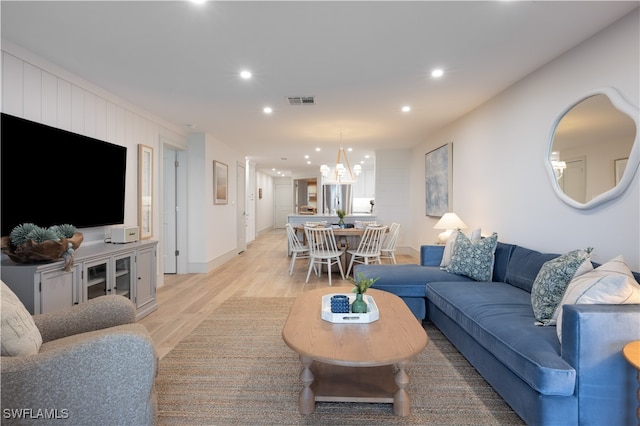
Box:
1;240;158;320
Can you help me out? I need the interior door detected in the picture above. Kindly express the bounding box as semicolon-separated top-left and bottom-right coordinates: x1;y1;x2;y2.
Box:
163;147;177;274
562;157;586;204
275;183;293;228
237;162;247;253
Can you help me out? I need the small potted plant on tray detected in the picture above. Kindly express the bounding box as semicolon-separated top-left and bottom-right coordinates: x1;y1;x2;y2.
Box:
350;272;379;313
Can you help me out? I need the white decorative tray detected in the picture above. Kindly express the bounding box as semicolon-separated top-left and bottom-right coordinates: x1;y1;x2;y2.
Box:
321;293;380;324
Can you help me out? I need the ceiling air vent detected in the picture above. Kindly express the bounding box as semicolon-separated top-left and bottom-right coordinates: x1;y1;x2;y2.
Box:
286;96;316;106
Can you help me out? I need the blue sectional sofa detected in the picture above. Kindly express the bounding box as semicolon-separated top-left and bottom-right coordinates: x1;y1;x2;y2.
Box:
354;242;640;426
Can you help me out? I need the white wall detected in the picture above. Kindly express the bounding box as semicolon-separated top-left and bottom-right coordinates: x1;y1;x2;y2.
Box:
1;41;189;286
374;149;412;253
186;132;245;272
255;169;275;234
410;9;640;270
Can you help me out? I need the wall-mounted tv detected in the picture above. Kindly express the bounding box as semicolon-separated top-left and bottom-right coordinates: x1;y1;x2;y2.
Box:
1;113;127;236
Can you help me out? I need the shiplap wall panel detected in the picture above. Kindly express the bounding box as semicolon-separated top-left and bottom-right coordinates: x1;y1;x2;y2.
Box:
23;62;41;122
56;78;72;131
70;85;84;134
96;96;107;141
84;91;97;138
2;52;24;116
116;105;126;145
106;101;117;144
41;71;58;127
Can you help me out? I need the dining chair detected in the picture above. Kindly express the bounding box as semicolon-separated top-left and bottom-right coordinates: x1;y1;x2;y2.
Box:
285;223;310;275
304;226;345;286
380;222;400;264
345;225;388;277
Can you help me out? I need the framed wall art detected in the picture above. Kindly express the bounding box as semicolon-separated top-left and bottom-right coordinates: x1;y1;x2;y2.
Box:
138;144;153;239
425;142;453;217
214;160;229;204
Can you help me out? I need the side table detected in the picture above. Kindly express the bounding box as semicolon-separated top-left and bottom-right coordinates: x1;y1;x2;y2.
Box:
623;340;640;424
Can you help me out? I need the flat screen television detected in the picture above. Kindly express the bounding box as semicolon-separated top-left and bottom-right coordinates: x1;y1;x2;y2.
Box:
1;113;127;236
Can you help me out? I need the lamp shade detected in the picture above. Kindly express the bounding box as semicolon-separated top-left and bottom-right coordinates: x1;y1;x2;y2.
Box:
433;213;467;230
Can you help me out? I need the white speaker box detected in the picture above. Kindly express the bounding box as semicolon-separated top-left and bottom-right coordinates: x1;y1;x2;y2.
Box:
111;226;140;243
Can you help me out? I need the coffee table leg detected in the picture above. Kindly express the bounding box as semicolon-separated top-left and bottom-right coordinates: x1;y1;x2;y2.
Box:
393;360;411;417
299;355;315;414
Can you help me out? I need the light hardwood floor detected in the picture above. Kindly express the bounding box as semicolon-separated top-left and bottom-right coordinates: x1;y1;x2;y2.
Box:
140;228;417;359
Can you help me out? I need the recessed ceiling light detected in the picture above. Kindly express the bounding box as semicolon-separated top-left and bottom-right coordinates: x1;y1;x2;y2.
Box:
306;161;311;165
240;70;252;79
191;0;206;4
431;68;444;78
304;155;309;159
263;107;273;114
315;147;321;152
365;155;370;159
402;106;411;112
347;148;353;152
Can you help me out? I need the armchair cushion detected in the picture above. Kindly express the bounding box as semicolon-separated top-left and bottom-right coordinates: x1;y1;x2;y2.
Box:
34;294;136;342
1;280;42;356
1;294;156;425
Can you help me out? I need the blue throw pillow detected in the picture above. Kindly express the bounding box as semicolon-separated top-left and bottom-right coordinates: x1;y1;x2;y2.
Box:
445;232;498;282
530;248;593;326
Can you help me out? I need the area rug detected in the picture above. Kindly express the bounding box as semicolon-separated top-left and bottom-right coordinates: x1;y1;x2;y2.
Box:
156;297;524;425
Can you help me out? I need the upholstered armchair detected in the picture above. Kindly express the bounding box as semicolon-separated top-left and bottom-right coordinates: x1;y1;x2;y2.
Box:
1;285;157;425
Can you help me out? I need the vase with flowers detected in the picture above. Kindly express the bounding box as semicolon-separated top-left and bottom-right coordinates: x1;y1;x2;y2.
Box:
336;209;346;228
350;272;379;313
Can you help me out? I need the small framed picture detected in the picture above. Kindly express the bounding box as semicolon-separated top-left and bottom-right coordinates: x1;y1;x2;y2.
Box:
214;160;229;204
138;144;153;239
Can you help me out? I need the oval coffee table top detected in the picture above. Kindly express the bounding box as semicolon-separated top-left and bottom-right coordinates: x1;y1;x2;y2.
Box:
282;287;428;367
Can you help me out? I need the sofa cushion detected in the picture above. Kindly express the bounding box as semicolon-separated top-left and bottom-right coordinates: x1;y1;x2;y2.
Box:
440;228;481;267
1;281;42;356
493;242;517;283
427;280;576;396
445;232;498;281
505;246;559;293
556;255;640;343
355;264;474;298
531;249;593;326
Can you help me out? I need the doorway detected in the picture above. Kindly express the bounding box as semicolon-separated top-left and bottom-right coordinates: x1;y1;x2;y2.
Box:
237;162;247;253
162;144;187;274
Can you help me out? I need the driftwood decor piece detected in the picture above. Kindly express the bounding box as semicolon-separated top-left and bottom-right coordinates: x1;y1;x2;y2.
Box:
1;233;83;271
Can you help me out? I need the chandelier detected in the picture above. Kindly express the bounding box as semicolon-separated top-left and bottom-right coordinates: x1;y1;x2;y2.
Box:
320;147;361;184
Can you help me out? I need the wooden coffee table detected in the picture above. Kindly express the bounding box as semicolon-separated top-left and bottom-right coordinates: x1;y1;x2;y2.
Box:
282;287;428;416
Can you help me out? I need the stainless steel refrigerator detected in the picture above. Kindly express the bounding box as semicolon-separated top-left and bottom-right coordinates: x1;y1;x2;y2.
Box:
322;184;353;215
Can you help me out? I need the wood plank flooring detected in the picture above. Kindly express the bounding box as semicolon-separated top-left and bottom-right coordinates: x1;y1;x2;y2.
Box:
139;228;417;359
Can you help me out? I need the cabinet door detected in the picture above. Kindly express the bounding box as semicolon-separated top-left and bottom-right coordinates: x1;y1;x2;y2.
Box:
113;252;134;301
84;258;110;301
135;247;155;309
39;268;77;314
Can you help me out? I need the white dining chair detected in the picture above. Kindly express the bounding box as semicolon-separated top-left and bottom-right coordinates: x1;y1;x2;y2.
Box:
380;222;400;264
345;225;388;277
304;226;345;286
285;223;310;275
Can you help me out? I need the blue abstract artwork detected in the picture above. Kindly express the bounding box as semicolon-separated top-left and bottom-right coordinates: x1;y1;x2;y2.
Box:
425;144;449;217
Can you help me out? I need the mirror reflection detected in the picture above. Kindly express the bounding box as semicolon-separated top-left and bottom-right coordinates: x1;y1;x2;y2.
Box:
550;92;637;205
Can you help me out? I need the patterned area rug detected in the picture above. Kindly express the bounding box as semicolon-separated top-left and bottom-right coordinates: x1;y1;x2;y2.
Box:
156;297;524;425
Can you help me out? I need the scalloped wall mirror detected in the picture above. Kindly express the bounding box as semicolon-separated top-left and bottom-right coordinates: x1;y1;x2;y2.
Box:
547;87;639;209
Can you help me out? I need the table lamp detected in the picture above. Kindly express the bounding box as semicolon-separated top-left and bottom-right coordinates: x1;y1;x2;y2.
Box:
434;212;467;243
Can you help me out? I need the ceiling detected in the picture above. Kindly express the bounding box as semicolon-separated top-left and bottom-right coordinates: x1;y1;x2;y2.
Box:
2;1;637;177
